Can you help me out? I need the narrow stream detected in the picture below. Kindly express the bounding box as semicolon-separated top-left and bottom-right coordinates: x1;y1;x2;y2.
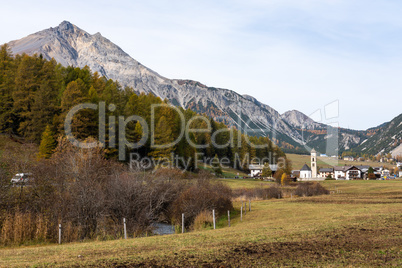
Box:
152;223;175;235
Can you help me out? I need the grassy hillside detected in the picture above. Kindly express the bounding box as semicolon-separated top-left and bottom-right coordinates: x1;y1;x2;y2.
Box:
287;153;395;170
1;179;401;267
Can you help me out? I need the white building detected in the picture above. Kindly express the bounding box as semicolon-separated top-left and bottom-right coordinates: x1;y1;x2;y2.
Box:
300;164;312;179
343;156;354;161
318;168;334;178
249;164;278;177
334;166;362;180
334;166;347;179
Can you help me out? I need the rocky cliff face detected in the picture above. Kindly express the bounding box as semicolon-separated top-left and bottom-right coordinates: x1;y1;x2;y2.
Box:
7;21;370;154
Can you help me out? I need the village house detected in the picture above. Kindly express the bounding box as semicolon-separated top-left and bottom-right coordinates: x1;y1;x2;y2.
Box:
292;170;300;178
355;165;370;179
334;166;348;179
334;166;362;180
343;156;354;161
373;167;383;178
248;164;278;178
374;166;383;172
381;168;391;177
318;168;334;178
350;166;362;180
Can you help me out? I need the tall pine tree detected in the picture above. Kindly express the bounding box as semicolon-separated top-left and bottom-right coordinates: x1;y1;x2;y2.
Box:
0;44;16;135
148;116;175;161
37;125;56;159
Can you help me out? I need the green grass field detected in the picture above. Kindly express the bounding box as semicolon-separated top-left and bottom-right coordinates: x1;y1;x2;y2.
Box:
287;153;396;170
1;179;401;267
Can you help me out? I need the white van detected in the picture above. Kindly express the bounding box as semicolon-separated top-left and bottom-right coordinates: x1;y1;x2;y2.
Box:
10;173;34;184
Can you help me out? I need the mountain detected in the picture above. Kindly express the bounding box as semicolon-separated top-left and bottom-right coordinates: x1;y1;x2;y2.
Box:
6;21;378;155
281;110;323;130
351;114;402;157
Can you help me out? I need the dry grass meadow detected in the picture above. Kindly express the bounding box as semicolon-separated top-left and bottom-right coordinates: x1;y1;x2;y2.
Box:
0;179;401;267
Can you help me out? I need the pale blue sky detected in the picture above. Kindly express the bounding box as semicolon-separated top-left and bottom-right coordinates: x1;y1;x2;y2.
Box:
1;0;401;130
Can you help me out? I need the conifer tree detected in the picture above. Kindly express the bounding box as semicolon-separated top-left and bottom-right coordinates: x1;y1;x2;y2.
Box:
239;134;251;171
60;79;95;139
148;116;175;161
13;54;45;137
212;154;223;176
28;60;60;142
262;163;272;177
0;44;16;134
37;125;56;159
126;121;144;145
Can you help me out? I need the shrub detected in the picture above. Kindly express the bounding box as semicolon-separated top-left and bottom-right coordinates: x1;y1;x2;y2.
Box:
281;173;290;186
171;179;232;229
368;173;376;180
192;210;213;231
274;169;284;184
233;185;282;200
0;137;236;245
294;182;329;197
255;185;283;199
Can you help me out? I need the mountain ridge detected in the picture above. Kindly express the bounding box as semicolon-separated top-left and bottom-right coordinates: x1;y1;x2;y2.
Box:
6;21;400;156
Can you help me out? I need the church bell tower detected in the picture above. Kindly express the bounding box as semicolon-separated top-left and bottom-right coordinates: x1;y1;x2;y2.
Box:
311;148;317;178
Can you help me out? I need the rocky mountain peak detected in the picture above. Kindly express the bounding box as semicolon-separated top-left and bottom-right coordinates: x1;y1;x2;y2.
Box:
6;21;377;154
281;110;320;129
53;21;86;40
58;20;75;31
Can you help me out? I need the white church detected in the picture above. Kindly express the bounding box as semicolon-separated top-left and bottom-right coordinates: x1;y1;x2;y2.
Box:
298;149;318;179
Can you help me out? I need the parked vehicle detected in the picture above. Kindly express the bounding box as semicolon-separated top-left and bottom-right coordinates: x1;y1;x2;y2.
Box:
10;173;34;184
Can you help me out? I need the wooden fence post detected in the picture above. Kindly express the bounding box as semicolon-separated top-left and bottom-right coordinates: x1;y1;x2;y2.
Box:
249;200;251;212
228;210;231;227
123;218;127;239
240;204;243;221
